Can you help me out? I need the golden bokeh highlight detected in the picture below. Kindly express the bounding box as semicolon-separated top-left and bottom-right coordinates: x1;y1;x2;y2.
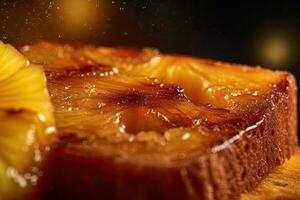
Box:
254;30;298;69
57;0;102;30
260;37;290;67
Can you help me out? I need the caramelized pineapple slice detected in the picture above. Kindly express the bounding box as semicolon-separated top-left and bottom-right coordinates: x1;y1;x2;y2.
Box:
21;42;290;161
46;70;257;162
0;42;54;199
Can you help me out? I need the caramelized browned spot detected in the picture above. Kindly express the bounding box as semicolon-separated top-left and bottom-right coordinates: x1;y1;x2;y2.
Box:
106;83;187;106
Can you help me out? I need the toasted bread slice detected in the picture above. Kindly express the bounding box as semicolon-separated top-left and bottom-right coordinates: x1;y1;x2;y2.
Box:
19;41;297;200
242;147;300;200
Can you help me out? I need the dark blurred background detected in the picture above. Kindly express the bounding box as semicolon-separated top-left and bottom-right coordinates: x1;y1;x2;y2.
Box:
1;0;300;69
1;0;300;132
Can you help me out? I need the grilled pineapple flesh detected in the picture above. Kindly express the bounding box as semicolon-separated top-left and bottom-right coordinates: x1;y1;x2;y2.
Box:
242;148;300;200
48;73;248;161
19;42;287;163
84;48;281;110
0;42;54;199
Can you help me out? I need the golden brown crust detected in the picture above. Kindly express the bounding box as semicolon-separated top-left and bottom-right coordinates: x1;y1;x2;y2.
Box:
18;41;297;200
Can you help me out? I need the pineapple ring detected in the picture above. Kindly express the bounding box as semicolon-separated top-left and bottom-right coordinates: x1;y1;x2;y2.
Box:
28;42;285;160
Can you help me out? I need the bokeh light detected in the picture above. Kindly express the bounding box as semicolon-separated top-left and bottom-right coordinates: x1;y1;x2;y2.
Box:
250;28;298;69
55;0;104;38
260;36;291;68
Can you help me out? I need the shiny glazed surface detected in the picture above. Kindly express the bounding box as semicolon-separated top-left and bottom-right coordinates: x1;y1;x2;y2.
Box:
20;41;287;164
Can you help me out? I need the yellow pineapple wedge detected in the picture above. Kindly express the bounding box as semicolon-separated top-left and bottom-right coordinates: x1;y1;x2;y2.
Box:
0;41;54;199
0;42;29;81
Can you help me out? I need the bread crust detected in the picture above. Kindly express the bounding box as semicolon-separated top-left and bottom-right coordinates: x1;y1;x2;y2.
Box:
19;41;297;200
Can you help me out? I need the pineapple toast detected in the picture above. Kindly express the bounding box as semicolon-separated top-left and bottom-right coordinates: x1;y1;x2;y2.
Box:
17;41;297;200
